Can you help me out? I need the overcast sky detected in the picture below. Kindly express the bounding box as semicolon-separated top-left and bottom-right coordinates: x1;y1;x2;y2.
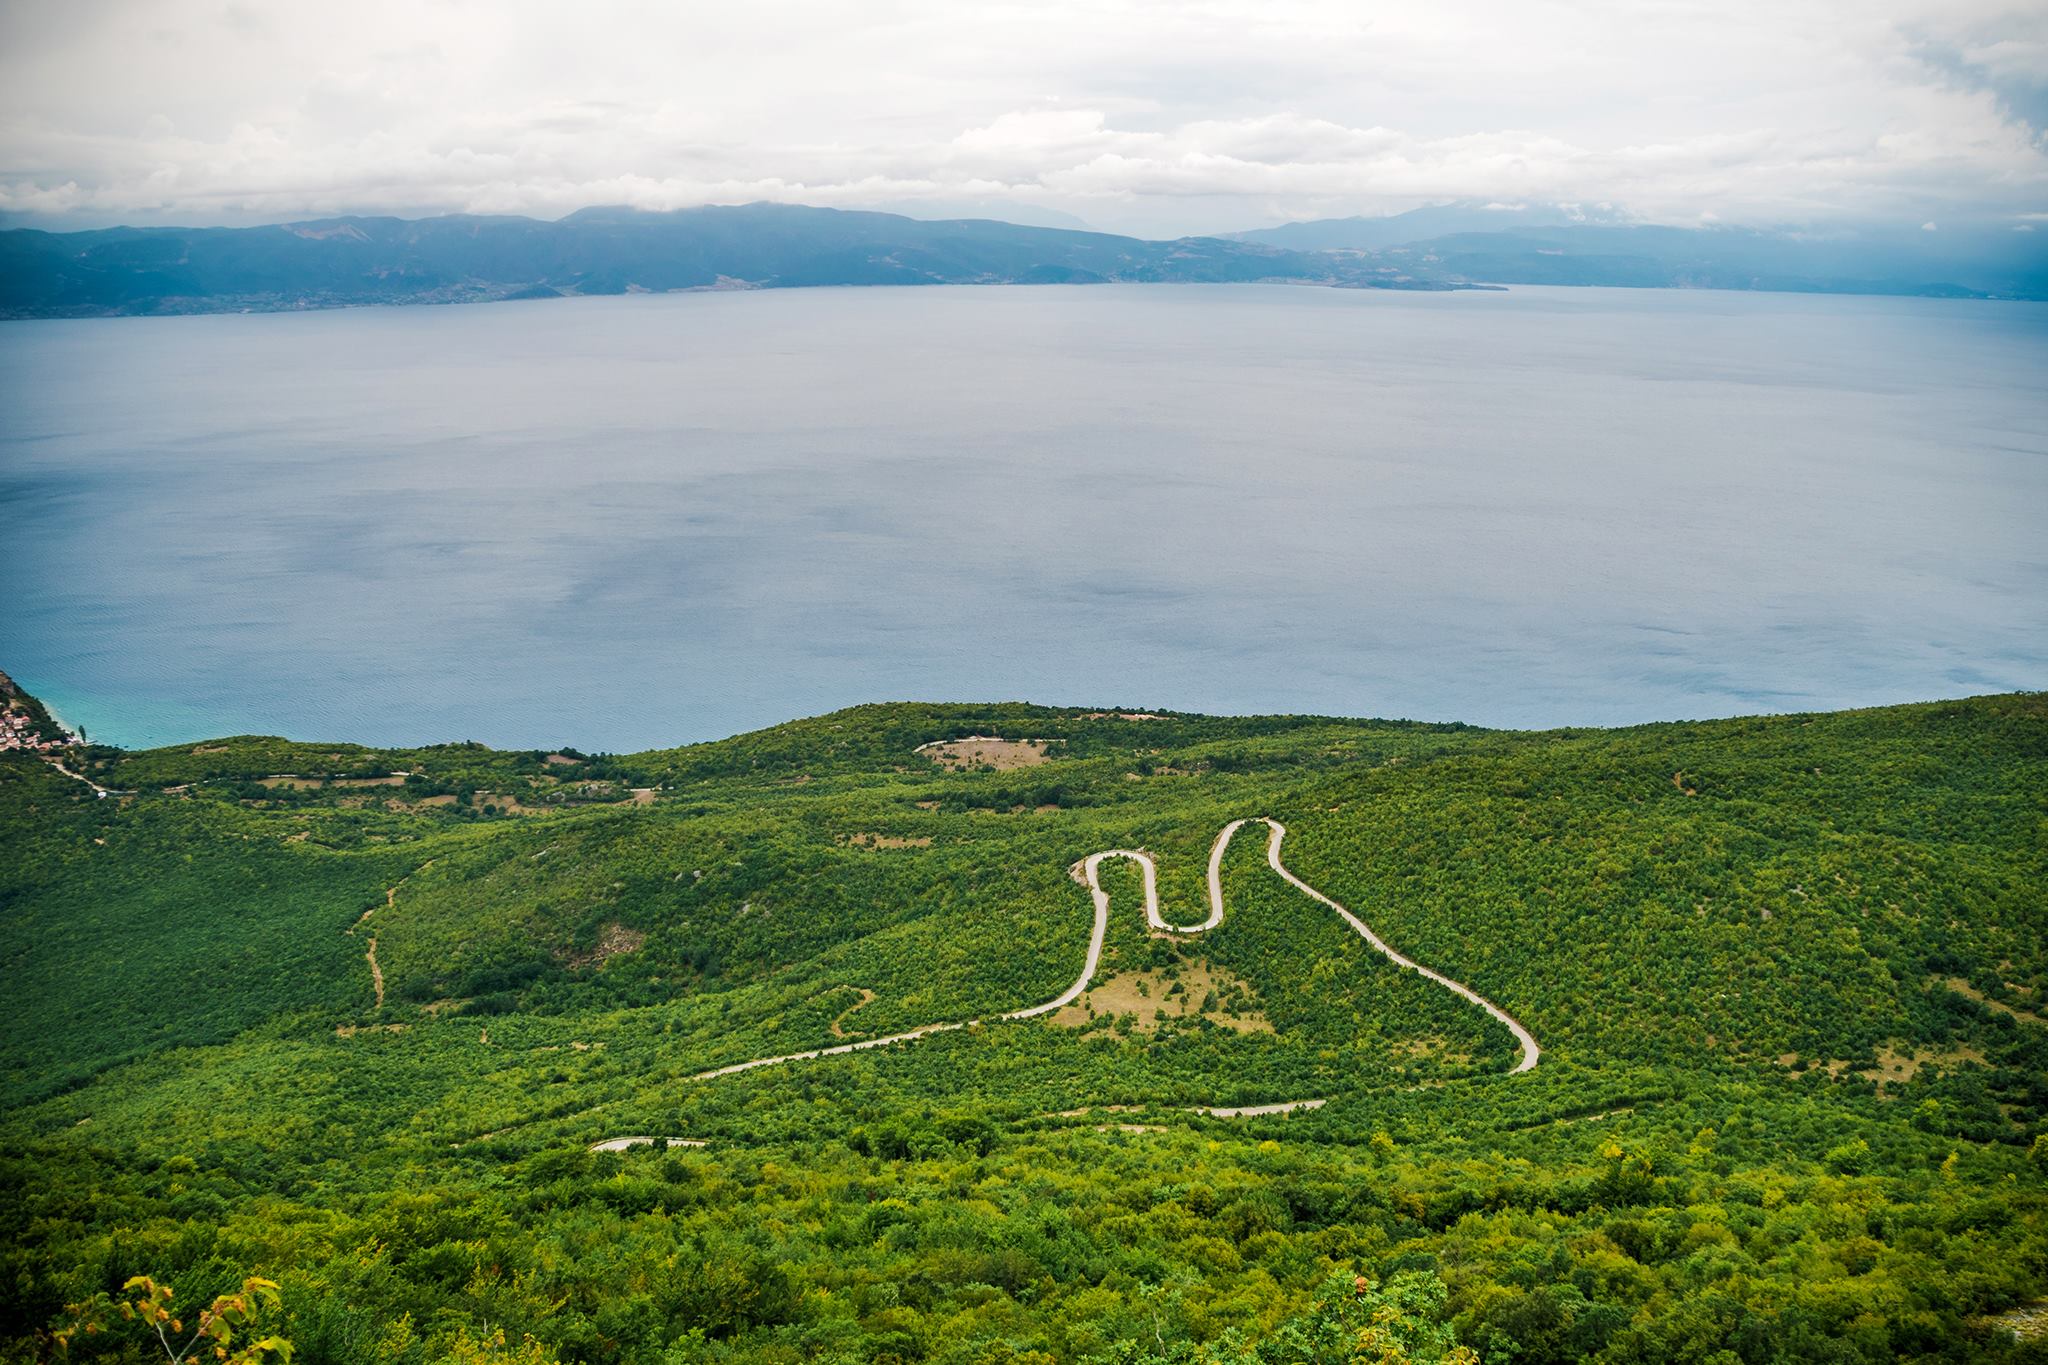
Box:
2;0;2045;237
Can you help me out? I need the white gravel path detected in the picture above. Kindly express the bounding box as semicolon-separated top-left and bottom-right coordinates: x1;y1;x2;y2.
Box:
681;816;1539;1084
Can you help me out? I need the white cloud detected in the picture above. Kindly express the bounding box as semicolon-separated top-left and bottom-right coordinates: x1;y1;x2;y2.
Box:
1;0;2044;235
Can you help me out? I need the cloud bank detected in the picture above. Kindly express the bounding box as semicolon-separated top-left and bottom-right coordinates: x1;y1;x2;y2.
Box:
2;0;2044;236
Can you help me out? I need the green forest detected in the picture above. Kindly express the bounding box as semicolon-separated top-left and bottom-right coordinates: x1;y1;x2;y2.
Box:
2;691;2044;1364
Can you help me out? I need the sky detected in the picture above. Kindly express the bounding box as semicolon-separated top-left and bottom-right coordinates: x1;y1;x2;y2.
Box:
2;0;2045;238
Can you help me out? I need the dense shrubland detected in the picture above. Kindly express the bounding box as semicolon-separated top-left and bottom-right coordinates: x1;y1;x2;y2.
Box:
2;692;2044;1363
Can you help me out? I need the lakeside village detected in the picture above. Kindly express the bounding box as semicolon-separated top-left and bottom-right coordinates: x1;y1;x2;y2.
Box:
0;668;85;755
1;703;81;754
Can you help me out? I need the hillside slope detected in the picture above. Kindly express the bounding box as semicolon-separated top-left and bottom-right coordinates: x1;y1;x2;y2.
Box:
2;693;2044;1362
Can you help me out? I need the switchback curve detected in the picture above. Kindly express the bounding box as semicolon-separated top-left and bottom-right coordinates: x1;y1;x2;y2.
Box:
684;817;1538;1082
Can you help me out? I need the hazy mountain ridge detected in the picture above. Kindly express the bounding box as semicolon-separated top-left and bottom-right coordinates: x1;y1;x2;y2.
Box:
0;202;1461;318
10;199;2041;320
1233;203;2048;299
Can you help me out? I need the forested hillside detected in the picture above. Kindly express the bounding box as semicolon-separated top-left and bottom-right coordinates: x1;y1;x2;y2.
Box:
3;692;2044;1363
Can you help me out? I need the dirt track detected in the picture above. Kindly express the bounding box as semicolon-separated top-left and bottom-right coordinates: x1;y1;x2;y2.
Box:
684;817;1539;1082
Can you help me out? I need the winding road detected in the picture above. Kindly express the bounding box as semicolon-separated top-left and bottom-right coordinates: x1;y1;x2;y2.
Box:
41;754;131;799
686;817;1538;1083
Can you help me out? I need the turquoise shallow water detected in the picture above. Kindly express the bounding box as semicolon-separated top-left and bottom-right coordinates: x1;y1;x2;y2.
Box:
2;283;2043;751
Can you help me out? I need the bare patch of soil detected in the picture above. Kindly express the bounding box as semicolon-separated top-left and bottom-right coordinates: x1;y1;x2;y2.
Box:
336;1022;408;1037
1776;1041;1988;1091
365;936;385;1008
839;832;933;849
1052;959;1272;1034
1194;1099;1326;1117
1391;1036;1476;1066
562;922;646;970
545;753;580;766
917;736;1052;771
476;791;550;815
827;987;879;1037
1862;1040;1986;1090
389;794;458;811
259;773;408;790
1548;1107;1635;1125
1774;1054;1855;1078
1940;975;2046;1025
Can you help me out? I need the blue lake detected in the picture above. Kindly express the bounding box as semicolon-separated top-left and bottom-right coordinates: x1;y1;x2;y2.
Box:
2;284;2043;751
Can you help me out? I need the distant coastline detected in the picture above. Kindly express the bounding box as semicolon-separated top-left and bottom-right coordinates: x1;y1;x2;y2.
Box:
0;202;1466;321
4;200;2038;321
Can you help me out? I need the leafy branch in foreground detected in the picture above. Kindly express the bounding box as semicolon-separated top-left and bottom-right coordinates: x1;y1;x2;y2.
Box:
48;1276;291;1365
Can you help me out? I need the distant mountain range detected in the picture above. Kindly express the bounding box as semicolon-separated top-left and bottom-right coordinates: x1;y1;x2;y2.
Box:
0;203;1459;319
1231;202;2048;300
1;200;2040;318
1226;202;1626;252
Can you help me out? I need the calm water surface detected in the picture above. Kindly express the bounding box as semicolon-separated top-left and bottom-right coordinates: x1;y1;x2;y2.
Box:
2;284;2043;750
